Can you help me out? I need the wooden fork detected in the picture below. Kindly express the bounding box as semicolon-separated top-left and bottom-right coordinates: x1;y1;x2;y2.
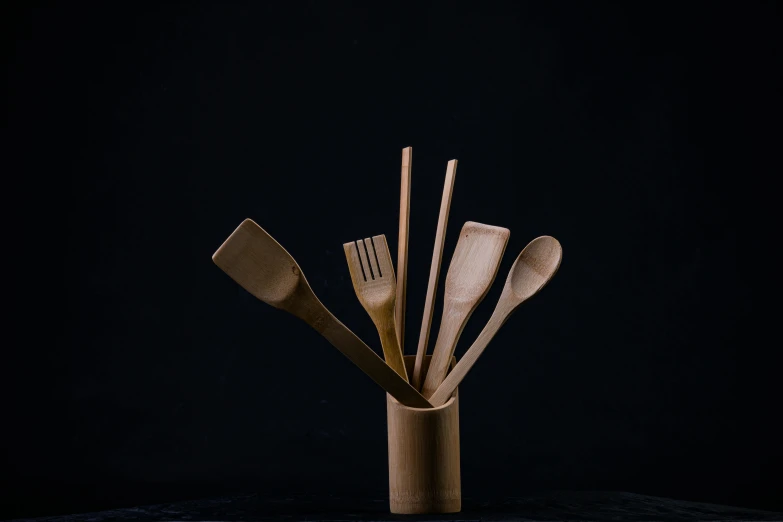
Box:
344;235;408;382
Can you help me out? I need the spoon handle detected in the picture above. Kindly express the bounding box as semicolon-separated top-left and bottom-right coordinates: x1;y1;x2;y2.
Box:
427;298;515;406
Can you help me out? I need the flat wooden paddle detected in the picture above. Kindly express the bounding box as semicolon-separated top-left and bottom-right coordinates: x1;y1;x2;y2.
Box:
427;236;562;406
420;221;510;398
213;219;432;408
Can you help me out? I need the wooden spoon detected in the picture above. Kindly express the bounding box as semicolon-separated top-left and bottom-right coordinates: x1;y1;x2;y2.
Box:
212;219;432;408
427;236;562;406
420;221;510;398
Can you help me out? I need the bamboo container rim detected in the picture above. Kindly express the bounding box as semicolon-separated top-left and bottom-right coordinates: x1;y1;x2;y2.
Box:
391;354;457;411
387;393;456;411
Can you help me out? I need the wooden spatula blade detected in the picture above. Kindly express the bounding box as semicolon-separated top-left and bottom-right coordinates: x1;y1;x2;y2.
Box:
445;222;510;301
212;219;302;307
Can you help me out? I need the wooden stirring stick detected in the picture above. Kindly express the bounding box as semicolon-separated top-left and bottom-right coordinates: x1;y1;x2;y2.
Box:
395;146;412;352
412;159;457;390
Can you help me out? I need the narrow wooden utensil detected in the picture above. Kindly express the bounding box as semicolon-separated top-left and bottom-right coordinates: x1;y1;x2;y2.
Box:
428;236;562;407
420;221;510;398
412;159;457;390
344;235;407;381
213;219;431;408
395;146;412;351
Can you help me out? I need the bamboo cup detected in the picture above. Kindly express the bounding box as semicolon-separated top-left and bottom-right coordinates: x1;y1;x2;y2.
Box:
387;355;460;514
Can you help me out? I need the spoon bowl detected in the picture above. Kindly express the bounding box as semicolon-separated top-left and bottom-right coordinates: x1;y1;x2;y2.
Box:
507;236;563;302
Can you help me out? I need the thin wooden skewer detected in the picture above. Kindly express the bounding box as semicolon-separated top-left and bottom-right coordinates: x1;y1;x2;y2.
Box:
395;146;412;353
412;159;457;390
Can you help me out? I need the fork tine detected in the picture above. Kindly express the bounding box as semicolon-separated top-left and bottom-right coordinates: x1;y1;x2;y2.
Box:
357;239;374;281
367;237;383;278
371;235;395;281
343;241;366;283
364;237;382;279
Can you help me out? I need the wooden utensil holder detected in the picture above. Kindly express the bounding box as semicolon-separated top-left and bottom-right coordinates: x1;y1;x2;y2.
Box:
387;355;460;514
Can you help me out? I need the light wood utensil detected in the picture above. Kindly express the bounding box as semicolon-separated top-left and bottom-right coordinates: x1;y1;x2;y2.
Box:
428;236;562;407
213;219;431;408
420;221;510;398
395;146;412;351
344;235;407;381
412;159;457;390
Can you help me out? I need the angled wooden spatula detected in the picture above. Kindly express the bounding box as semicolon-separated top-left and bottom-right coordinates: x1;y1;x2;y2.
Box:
344;235;407;381
213;219;431;408
421;221;510;398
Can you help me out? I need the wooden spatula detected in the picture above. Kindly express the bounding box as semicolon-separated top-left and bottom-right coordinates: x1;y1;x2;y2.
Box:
212;219;431;408
427;236;563;406
344;235;407;381
420;221;510;398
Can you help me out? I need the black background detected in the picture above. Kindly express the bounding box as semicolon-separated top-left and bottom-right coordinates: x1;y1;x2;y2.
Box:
3;1;781;519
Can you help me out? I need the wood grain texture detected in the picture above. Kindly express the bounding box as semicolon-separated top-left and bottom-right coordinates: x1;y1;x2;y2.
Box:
213;219;431;408
412;159;457;391
344;235;407;381
421;222;510;399
388;355;460;514
428;236;563;406
395;146;412;352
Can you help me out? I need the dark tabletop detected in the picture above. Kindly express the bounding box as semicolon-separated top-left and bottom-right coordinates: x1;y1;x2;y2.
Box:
7;492;782;522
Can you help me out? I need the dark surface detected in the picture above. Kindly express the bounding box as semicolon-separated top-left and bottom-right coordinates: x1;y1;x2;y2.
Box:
3;0;781;519
7;492;783;522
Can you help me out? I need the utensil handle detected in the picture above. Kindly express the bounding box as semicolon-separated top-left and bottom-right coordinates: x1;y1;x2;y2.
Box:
428;302;513;406
318;312;431;408
420;317;466;398
396;147;412;350
379;321;408;382
412;159;457;390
